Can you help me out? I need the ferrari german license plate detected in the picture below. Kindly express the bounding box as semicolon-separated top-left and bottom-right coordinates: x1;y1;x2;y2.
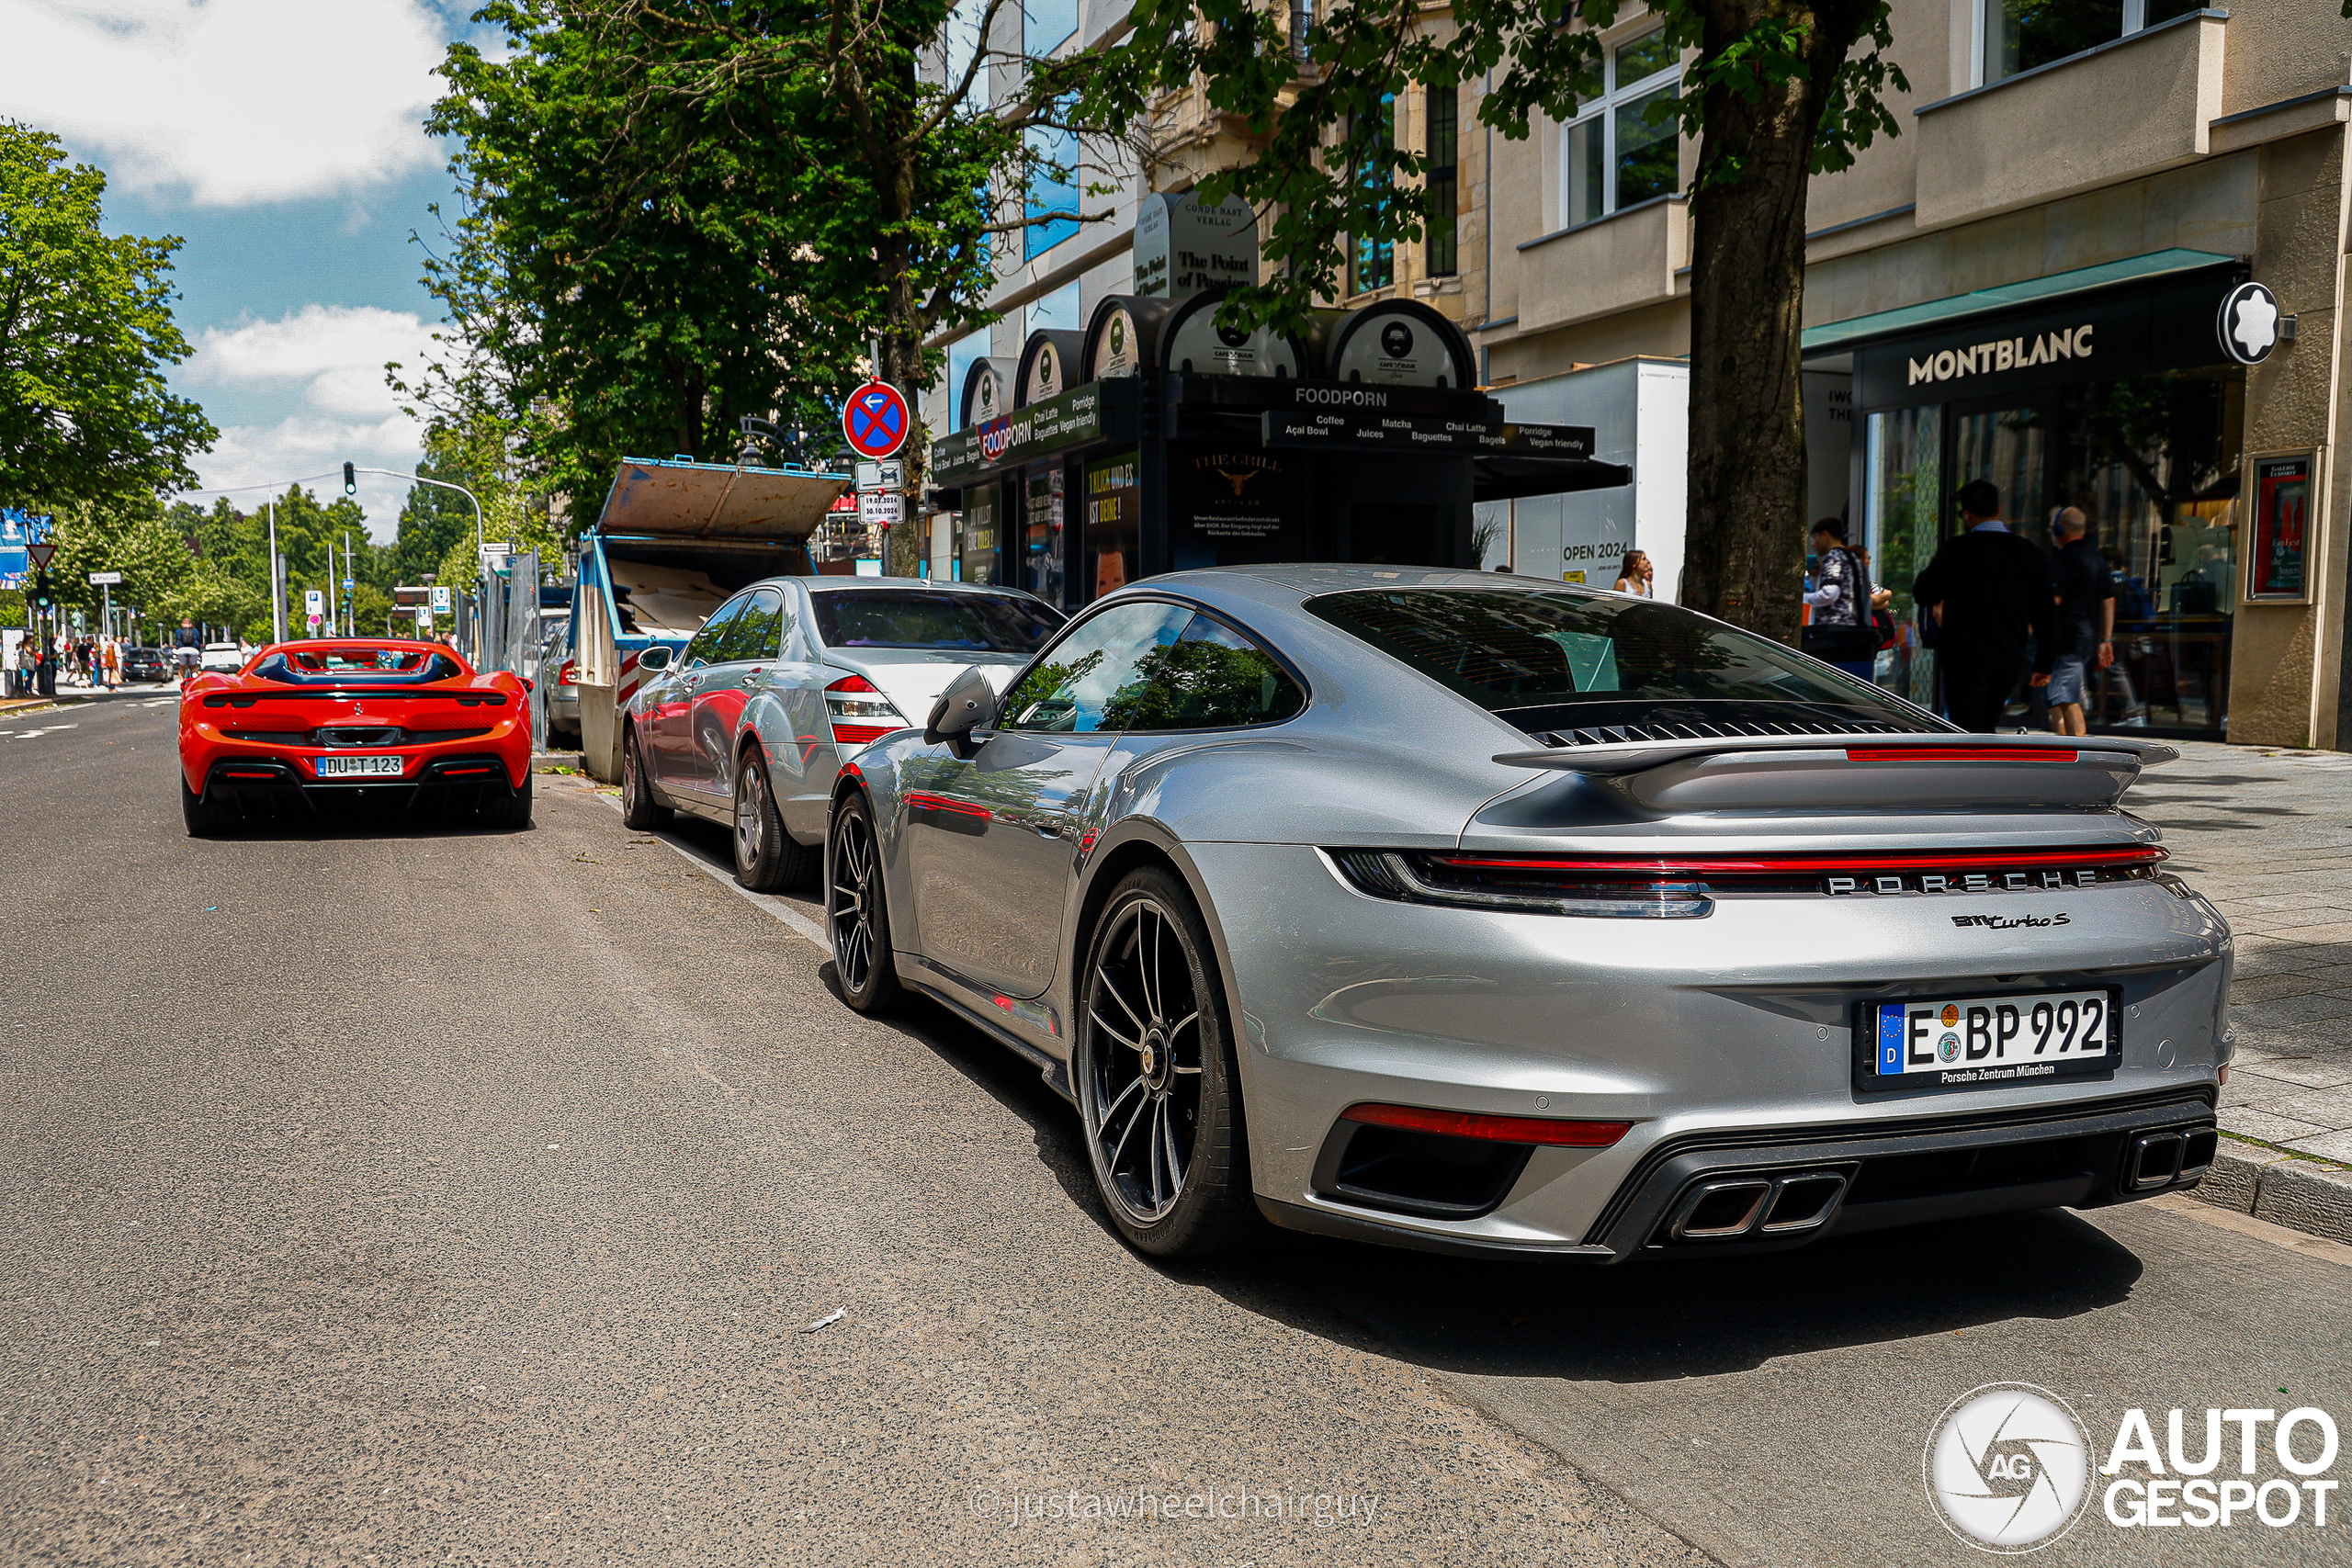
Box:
1866;989;2118;1090
315;753;405;779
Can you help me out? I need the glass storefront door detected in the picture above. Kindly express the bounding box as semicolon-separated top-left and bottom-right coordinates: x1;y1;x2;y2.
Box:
1859;367;2242;738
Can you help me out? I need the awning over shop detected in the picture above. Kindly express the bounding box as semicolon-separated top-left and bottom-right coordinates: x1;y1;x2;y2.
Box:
1800;248;2239;357
594;457;852;540
1472;456;1634;502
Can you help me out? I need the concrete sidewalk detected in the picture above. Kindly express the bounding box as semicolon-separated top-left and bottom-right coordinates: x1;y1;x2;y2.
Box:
2130;739;2352;1239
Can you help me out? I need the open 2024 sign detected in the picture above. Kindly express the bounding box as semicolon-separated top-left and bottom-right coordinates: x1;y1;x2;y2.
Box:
842;381;910;460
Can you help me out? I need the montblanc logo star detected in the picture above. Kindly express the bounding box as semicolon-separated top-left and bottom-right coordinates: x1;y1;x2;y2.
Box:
2218;281;2282;366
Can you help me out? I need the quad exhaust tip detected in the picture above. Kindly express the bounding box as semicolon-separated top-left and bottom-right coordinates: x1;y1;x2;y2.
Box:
1666;1170;1849;1242
2128;1126;2217;1192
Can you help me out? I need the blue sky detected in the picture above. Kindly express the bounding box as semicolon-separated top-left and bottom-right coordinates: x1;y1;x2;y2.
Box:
3;0;495;538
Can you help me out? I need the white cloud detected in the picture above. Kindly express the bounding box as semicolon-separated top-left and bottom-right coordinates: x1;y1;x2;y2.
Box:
177;304;445;538
186;303;434;417
0;0;451;205
187;414;424;543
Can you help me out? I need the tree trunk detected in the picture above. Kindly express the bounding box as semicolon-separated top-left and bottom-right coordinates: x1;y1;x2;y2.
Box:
1681;4;1859;645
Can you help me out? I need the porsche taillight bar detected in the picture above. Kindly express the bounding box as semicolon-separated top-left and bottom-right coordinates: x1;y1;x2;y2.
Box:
1845;746;2077;762
1429;846;2167;875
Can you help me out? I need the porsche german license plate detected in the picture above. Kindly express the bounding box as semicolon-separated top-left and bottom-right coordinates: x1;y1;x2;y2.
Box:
1868;989;2118;1089
315;753;405;779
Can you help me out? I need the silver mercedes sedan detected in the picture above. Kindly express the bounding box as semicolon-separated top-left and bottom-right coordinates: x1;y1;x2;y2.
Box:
618;577;1063;885
821;565;2229;1263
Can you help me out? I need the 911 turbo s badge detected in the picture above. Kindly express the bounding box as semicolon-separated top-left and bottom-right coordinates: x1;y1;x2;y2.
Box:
1950;912;2071;929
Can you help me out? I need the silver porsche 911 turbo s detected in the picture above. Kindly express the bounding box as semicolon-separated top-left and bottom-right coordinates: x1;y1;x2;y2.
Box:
821;565;2228;1262
620;577;1063;886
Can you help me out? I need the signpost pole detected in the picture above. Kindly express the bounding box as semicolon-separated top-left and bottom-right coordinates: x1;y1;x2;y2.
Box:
267;502;284;643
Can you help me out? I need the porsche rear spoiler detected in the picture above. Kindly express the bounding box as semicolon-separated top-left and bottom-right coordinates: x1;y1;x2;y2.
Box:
1490;733;2177;810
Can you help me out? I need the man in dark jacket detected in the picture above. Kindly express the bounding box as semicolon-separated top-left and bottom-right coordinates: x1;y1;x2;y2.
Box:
1912;479;2055;732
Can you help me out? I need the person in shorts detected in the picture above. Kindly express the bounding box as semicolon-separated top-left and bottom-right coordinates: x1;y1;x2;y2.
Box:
2045;507;2114;736
172;618;203;685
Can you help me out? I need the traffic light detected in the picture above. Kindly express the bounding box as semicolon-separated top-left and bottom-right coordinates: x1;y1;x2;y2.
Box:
31;572;52;611
344;462;357;495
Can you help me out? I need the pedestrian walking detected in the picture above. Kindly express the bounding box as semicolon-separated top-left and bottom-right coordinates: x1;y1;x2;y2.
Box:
1911;479;2056;732
1613;549;1656;596
2045;507;2115;736
1801;518;1878;681
101;637;121;691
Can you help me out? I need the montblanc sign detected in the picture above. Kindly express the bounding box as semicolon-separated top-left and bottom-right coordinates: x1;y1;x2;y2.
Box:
1905;325;2094;387
1851;269;2245;411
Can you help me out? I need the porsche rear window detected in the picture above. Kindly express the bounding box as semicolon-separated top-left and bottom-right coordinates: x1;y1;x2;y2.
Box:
253;649;464;684
1301;588;1919;723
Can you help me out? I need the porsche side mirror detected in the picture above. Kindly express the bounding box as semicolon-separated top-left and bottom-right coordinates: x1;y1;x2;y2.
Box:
925;665;998;750
636;645;673;672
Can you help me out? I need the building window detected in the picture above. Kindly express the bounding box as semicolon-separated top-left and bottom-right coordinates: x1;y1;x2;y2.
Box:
1350;95;1396;295
1023;122;1080;260
1425;85;1458;277
946;329;990;430
1027;278;1081;335
1025;0;1077;56
1980;0;2204;84
1561;27;1679;229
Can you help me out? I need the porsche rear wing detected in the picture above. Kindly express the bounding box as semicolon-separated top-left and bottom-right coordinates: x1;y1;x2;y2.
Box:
1491;733;2177;810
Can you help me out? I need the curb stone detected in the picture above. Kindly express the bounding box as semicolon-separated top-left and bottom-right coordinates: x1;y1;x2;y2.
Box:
2192;1141;2352;1247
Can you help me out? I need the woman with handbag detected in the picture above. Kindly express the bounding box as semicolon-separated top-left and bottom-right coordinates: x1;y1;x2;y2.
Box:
1800;518;1879;680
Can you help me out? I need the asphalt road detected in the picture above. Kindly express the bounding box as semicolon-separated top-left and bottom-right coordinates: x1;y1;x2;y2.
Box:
4;698;2347;1566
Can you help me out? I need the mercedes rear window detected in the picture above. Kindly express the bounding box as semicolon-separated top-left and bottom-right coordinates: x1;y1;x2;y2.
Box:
1301;588;1923;730
810;591;1062;653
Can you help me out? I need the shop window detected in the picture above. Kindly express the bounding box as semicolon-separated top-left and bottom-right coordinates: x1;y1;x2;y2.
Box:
1426;85;1459;277
1562;27;1680;228
1351;96;1396;294
1980;0;2203;85
1863;405;1942;709
1023;122;1080;260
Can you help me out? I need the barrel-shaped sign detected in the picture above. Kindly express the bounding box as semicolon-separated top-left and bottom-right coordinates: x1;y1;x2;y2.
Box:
842;379;911;460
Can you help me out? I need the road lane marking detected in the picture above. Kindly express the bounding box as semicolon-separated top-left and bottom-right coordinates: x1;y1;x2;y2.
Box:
594;790;830;953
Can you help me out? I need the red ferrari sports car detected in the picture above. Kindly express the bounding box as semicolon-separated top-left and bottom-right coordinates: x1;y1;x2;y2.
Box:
178;638;534;835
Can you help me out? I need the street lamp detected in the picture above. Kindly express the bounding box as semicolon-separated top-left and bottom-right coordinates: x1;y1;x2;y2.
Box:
348;466;486;552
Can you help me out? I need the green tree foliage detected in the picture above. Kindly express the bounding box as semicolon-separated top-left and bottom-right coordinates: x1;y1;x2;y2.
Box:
413;1;881;526
1082;0;1908;641
0;120;216;513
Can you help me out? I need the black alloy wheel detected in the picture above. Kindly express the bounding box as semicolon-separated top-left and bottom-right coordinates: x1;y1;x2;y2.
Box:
827;793;902;1013
734;744;819;891
1077;867;1253;1258
620;725;669;829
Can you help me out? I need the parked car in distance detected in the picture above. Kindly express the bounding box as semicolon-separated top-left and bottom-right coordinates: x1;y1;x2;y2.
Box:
198;641;244;674
124;647;170;682
619;577;1064;889
179;637;536;834
541;616;580;746
819;565;2226;1265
